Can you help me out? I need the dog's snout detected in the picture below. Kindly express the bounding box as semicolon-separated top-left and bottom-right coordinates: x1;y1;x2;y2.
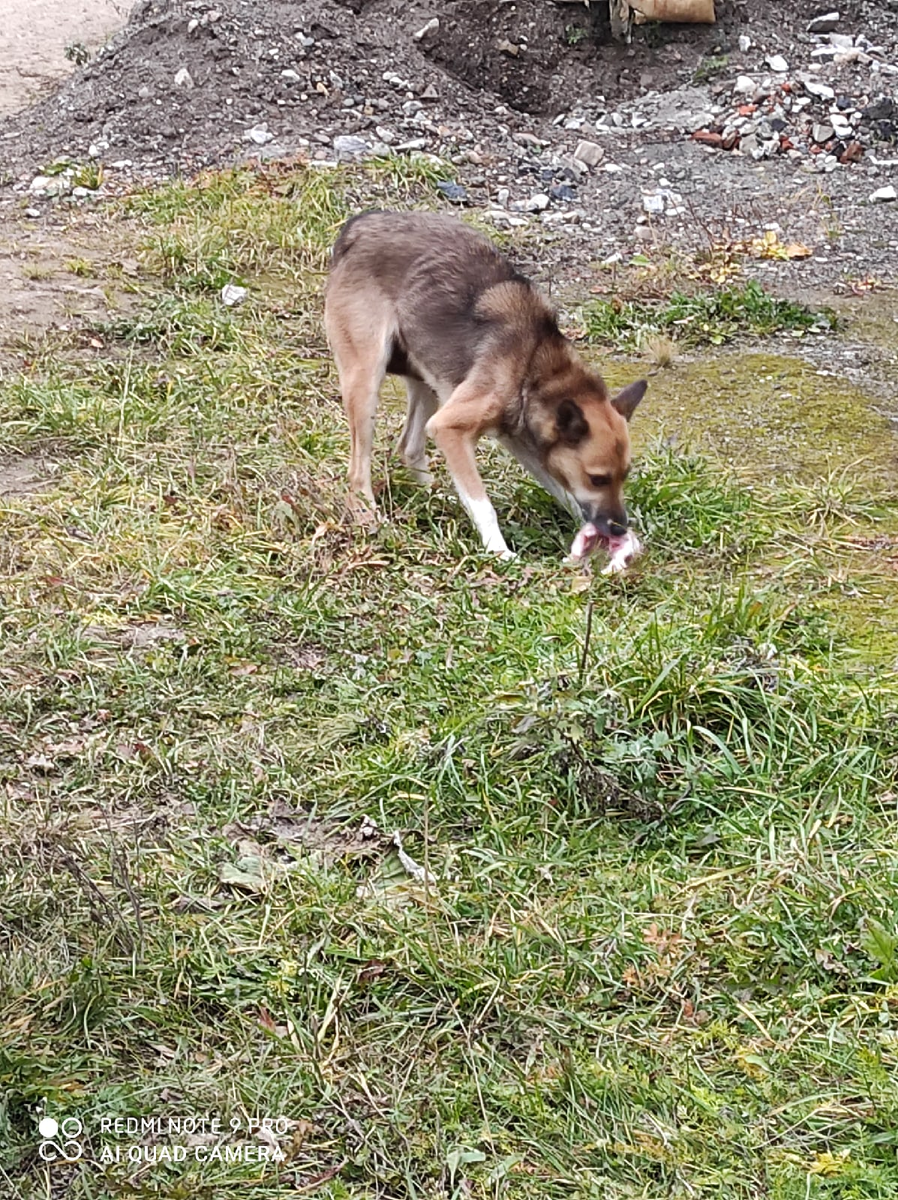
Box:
580;506;628;537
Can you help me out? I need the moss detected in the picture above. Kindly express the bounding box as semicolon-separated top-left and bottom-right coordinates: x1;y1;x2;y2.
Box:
597;350;898;667
600;351;897;486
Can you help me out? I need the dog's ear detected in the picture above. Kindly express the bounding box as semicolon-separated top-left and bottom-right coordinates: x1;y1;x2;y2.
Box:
556;398;588;445
610;380;647;422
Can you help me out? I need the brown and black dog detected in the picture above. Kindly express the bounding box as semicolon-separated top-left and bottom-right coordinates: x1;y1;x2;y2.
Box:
325;210;646;560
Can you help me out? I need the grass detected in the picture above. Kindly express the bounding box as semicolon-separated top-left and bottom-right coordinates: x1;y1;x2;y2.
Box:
1;162;898;1200
583;280;835;349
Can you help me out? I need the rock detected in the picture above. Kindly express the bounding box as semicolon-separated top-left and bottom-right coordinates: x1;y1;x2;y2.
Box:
811;46;837;60
831;116;852;138
734;76;756;95
550;183;578;202
685;111;715;133
642;193;665;215
812;123;834;143
25;208;41;218
766;55;789;73
828;32;854;49
281;69;300;82
839;141;864;163
808;11;840;33
421;83;439;101
332;134;371;158
436;181;468;203
413;17;439;41
173;67;194;89
512;193;550;213
803;78;835;101
864;97;897;121
394;137;428;152
244;123;275;145
869;185;897;202
738;34;751;52
573;138;604;167
221;283;247;306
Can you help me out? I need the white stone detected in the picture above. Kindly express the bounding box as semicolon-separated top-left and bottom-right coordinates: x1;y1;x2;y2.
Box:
573;138;604;167
332;134;371;157
808;11;840;33
803;78;835;101
221;283;247;306
174;67;194;89
244;124;275;145
642;193;665;215
869;185;897;202
413;17;439;40
738;34;751;52
734;75;756;95
766;55;789;73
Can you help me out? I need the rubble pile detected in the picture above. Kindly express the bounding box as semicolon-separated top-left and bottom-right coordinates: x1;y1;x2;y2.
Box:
691;17;898;172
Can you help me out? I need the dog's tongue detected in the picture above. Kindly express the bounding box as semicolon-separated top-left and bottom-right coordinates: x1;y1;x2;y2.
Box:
568;525;642;574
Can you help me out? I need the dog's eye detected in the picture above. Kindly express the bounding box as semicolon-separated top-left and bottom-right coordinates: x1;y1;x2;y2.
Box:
589;474;611;488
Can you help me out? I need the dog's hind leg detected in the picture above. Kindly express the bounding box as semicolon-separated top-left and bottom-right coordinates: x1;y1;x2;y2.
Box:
397;379;438;486
327;311;391;519
341;360;384;516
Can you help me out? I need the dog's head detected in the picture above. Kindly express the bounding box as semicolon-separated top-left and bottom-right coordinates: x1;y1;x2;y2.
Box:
542;378;646;539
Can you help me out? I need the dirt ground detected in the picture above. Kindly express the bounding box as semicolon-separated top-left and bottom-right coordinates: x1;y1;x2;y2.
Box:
0;0;125;118
0;1;895;362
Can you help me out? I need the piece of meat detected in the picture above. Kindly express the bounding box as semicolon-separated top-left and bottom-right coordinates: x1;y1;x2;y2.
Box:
568;523;601;560
567;524;643;574
601;529;642;575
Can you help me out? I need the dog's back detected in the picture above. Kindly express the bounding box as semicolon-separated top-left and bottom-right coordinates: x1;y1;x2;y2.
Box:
326;211;556;391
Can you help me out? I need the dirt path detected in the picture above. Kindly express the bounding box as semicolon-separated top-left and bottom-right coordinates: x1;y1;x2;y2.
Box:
0;0;126;117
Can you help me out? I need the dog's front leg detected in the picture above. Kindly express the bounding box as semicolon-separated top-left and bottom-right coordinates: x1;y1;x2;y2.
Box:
427;395;513;560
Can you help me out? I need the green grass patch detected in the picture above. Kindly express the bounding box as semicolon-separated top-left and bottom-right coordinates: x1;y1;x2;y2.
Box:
584;280;835;349
1;163;897;1200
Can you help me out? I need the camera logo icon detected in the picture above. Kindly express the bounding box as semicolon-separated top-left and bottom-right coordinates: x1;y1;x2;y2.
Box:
38;1116;84;1162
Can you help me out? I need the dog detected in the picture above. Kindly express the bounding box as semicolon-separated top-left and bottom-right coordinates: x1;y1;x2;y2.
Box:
324;210;646;561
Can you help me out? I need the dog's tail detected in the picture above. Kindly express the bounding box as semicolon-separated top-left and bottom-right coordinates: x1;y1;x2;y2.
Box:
330;210;383;264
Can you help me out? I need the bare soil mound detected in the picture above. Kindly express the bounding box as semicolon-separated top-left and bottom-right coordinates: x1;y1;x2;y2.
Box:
0;0;742;174
1;1;896;297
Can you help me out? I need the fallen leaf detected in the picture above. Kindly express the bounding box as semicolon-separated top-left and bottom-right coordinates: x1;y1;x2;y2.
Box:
218;857;267;893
